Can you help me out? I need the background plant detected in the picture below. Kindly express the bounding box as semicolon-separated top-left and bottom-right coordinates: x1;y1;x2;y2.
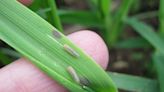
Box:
0;0;163;92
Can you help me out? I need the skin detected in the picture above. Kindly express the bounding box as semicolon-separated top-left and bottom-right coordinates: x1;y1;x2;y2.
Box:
0;30;109;92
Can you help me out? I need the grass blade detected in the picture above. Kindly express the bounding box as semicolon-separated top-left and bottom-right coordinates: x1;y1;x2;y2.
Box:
0;0;117;92
109;0;134;46
98;0;111;18
98;0;112;46
47;0;63;32
58;10;102;27
125;18;164;55
36;9;102;27
159;0;164;36
109;72;159;92
115;37;150;49
133;11;158;20
153;52;164;92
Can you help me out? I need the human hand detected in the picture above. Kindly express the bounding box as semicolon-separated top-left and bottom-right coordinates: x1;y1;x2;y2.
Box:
0;31;109;92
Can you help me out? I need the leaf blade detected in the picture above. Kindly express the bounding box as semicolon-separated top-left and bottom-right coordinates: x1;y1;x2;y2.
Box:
0;0;117;92
153;52;164;92
125;18;164;55
109;72;159;92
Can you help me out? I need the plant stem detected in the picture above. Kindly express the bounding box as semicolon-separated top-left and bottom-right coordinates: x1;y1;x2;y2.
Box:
47;0;63;32
98;0;112;46
109;0;134;46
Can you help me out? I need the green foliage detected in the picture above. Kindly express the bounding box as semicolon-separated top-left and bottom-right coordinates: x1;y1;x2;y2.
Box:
125;17;164;92
125;18;164;55
154;0;164;92
109;0;134;46
98;0;111;18
115;37;150;49
47;0;63;32
159;0;164;36
59;10;102;27
0;0;163;92
153;52;164;92
29;0;63;32
0;0;117;92
109;72;159;92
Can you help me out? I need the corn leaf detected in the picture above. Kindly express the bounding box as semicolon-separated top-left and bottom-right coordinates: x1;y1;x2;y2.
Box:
0;0;117;92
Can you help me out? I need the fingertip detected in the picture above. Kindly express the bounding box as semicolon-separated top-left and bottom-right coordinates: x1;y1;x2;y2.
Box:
68;30;109;69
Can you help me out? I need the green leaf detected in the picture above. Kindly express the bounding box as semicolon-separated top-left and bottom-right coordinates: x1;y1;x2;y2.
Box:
0;0;117;92
36;8;51;19
97;0;112;46
109;0;134;45
29;0;63;32
133;11;158;20
153;51;164;92
47;0;63;32
35;9;102;27
58;10;102;27
115;37;150;49
98;0;111;18
159;0;164;36
109;72;159;92
125;18;164;55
